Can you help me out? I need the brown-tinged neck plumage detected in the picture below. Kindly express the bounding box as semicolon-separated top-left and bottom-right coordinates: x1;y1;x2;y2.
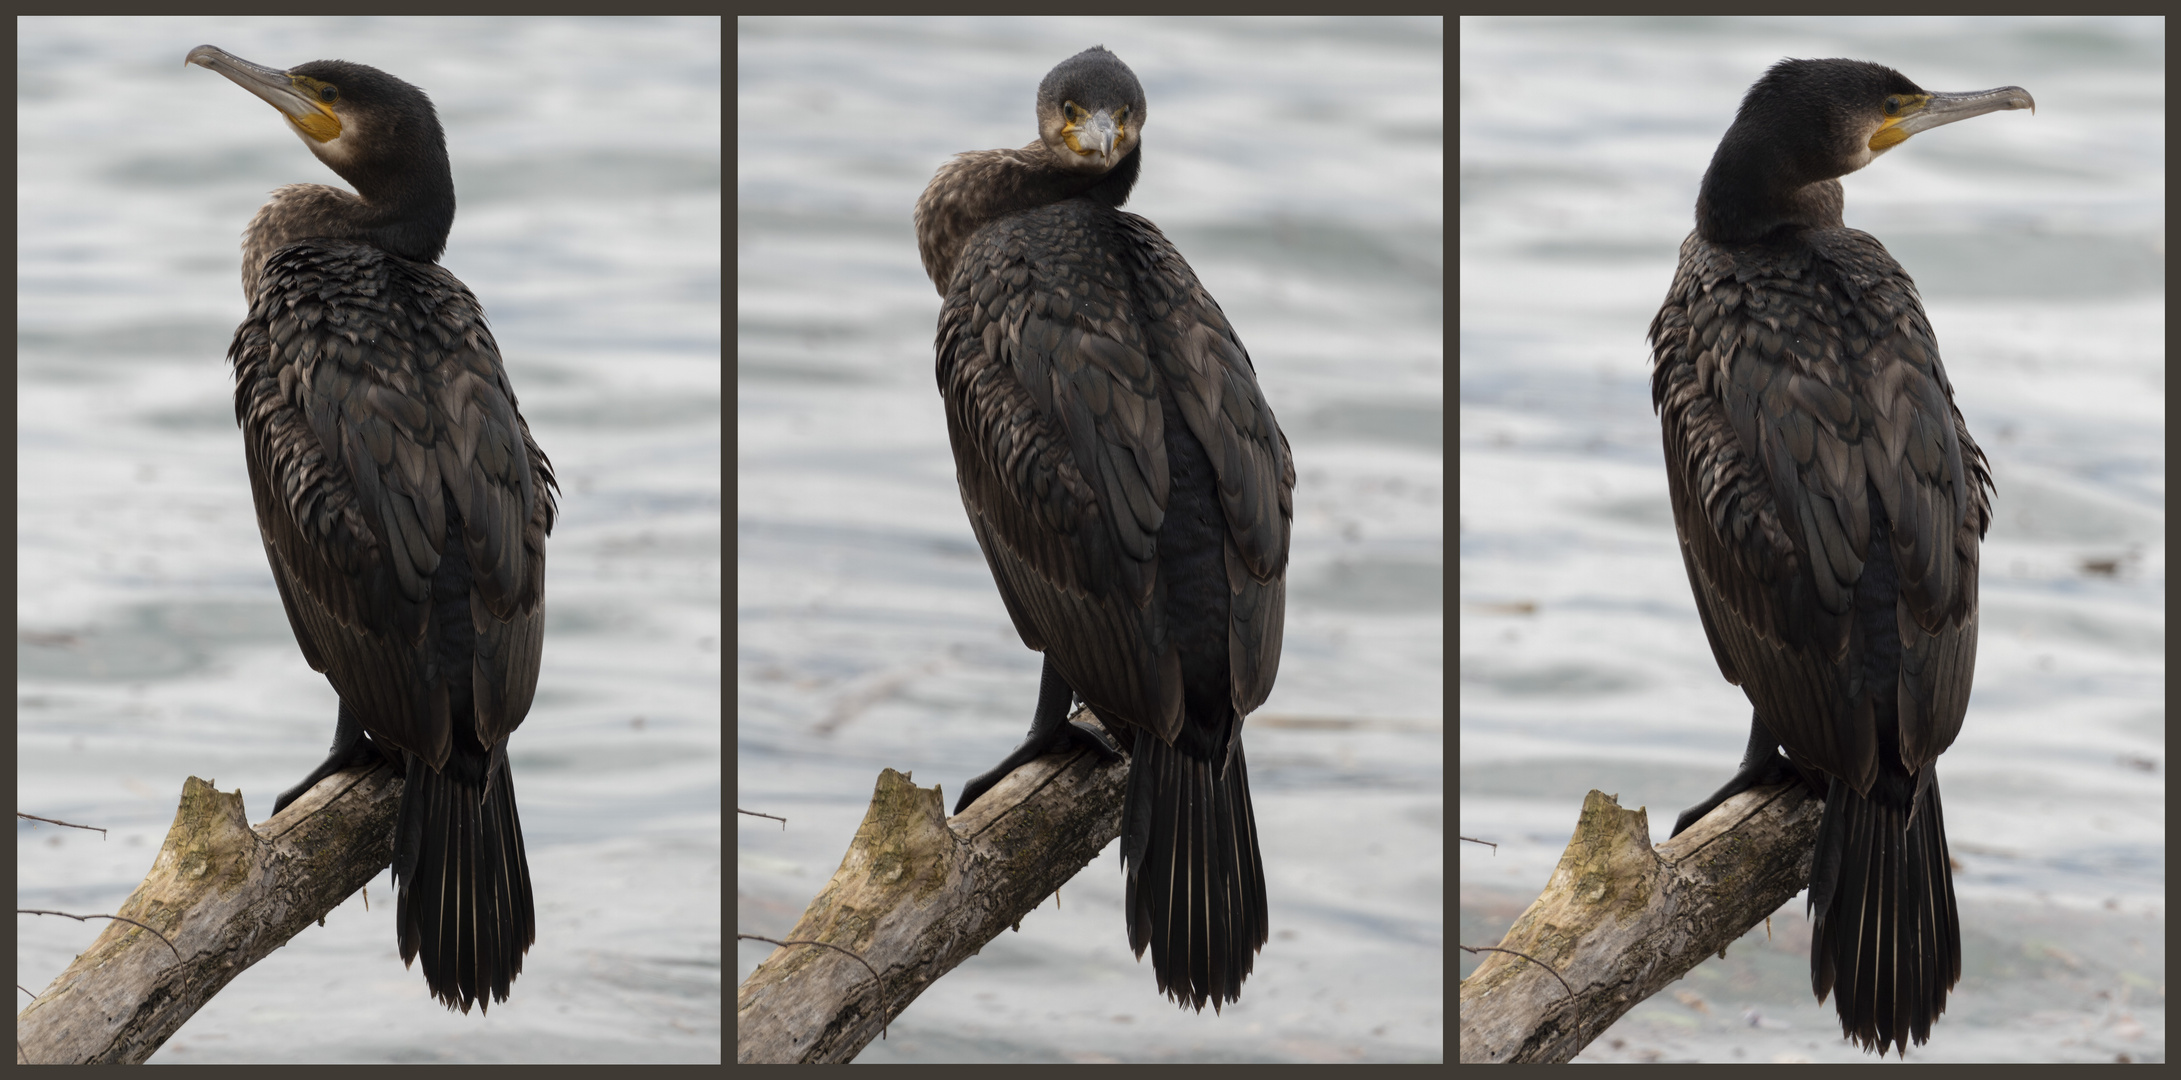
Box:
241;182;442;299
914;141;1141;294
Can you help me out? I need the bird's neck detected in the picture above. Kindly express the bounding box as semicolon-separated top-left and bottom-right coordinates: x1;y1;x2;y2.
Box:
240;179;455;300
914;144;1141;293
1696;143;1845;246
333;148;457;263
1078;143;1140;208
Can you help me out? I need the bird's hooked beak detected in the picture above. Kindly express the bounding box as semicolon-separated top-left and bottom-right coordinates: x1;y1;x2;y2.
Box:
186;44;343;143
1869;84;2035;152
1060;101;1129;163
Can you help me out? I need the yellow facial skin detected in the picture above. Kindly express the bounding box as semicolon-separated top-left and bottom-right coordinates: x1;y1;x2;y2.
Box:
1060;100;1127;159
284;77;344;143
1867;93;1933;152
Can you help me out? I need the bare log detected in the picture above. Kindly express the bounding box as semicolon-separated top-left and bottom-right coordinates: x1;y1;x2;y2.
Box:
736;734;1130;1064
1458;781;1823;1063
16;762;400;1064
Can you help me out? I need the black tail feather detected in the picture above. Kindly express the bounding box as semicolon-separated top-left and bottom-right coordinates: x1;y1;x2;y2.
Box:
1121;725;1267;1013
394;742;535;1014
1809;769;1960;1055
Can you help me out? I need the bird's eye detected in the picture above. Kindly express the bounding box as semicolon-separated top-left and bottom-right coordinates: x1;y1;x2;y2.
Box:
1884;96;1901;115
320;85;339;104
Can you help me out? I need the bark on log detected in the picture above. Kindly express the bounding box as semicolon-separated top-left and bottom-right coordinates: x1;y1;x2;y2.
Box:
736;731;1130;1064
1458;781;1823;1063
16;761;401;1064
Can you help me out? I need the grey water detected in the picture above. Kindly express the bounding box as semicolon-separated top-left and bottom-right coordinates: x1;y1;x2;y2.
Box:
1461;16;2163;1063
736;16;1445;1063
16;16;721;1063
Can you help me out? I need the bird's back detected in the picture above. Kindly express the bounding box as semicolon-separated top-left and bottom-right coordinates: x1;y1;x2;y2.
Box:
231;238;555;768
1649;226;1990;790
934;194;1291;744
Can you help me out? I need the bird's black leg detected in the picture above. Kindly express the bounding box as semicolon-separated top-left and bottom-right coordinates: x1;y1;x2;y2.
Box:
1670;711;1800;837
953;655;1123;815
270;700;387;817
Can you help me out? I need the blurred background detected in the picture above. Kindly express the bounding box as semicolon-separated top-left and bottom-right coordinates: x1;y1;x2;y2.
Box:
737;16;1444;1063
1461;16;2162;1063
17;16;720;1063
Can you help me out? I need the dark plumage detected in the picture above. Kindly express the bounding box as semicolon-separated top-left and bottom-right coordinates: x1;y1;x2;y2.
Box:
914;46;1292;1012
188;45;556;1014
1651;59;2029;1055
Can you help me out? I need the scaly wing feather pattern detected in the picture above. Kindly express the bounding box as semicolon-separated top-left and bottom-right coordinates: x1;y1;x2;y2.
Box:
938;200;1180;736
1115;212;1292;717
232;240;556;769
1649;228;1990;793
936;200;1291;743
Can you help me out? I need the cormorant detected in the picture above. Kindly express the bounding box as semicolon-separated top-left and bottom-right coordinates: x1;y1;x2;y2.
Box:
187;45;556;1014
1650;59;2029;1055
913;46;1293;1013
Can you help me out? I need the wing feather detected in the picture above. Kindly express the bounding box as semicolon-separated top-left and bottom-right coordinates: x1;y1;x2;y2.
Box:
1650;228;1989;790
937;202;1292;740
233;241;555;765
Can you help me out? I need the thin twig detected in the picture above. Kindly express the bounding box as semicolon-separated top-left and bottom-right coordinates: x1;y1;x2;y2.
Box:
16;813;106;837
1462;943;1584;1046
17;910;182;962
739;933;892;1041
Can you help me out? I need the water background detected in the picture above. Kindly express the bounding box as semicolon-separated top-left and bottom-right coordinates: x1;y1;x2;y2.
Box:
1460;16;2163;1063
17;16;722;1063
737;16;1445;1063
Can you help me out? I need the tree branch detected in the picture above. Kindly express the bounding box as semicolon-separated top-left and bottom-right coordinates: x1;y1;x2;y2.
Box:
15;762;401;1064
736;732;1130;1064
1458;781;1823;1063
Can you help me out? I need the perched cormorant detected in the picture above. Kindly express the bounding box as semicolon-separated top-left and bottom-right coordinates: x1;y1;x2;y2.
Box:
914;46;1292;1012
188;45;556;1014
1650;59;2029;1055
